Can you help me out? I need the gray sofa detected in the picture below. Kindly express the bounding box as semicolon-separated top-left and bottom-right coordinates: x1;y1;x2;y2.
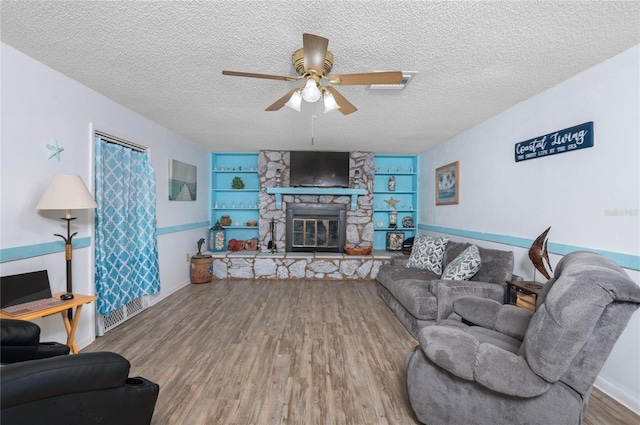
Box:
377;240;519;338
405;251;640;425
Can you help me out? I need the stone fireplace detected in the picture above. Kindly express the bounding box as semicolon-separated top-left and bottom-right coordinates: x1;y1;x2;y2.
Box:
258;151;374;253
285;203;347;253
207;150;395;281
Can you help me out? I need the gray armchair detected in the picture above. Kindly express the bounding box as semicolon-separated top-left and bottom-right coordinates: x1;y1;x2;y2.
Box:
406;251;640;425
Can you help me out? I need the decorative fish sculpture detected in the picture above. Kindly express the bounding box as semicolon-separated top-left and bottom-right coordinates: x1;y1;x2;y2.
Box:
528;226;553;280
197;238;205;255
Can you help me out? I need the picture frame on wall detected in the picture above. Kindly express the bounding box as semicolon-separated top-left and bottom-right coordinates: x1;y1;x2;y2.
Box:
169;159;197;201
435;161;459;205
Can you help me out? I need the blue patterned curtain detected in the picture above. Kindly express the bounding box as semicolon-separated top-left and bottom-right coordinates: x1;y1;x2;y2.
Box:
94;136;160;316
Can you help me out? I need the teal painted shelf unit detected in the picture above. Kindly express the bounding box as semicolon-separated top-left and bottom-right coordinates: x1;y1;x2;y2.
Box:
373;155;419;250
210;152;260;242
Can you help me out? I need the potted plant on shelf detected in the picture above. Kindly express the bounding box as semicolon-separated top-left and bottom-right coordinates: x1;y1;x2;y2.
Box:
231;177;245;189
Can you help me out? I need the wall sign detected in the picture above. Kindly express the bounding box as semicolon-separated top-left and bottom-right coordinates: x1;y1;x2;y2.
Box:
514;122;594;162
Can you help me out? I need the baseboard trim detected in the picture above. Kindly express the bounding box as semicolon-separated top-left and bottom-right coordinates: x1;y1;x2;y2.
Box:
594;376;640;416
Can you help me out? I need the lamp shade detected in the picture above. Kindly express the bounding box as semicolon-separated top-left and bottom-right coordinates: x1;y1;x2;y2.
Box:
285;90;302;112
323;91;340;113
301;79;321;103
37;175;97;213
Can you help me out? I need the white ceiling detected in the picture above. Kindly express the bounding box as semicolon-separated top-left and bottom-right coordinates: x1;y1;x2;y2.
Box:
2;1;638;154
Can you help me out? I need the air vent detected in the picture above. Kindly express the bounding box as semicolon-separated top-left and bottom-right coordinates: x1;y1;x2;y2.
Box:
369;71;417;90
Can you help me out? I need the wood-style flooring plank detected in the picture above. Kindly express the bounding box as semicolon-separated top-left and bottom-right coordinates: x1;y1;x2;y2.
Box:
82;279;639;425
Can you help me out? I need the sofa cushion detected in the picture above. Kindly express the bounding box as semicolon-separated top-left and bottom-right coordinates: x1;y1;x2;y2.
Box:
441;245;482;280
407;235;449;274
377;264;441;289
437;318;522;353
471;246;515;284
466;327;522;353
381;278;438;321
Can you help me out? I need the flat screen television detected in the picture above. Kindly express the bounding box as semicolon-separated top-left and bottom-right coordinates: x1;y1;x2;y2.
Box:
289;151;350;188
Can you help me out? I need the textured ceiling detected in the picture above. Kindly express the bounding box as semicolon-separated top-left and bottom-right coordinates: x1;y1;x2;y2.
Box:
2;1;639;154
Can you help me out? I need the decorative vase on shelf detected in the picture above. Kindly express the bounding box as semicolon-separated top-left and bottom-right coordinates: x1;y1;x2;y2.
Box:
402;216;414;228
388;211;398;228
388;175;396;191
221;215;232;226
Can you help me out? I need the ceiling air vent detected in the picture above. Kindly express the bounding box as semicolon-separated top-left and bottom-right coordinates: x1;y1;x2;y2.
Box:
369;71;417;90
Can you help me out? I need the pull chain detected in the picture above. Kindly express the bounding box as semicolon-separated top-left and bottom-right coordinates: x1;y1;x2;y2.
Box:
311;114;317;145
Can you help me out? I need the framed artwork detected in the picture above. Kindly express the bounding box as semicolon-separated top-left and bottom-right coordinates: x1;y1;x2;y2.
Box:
169;159;197;201
435;161;459;205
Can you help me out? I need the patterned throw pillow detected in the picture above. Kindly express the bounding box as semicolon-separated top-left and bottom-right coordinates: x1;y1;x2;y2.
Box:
407;235;450;274
441;244;482;280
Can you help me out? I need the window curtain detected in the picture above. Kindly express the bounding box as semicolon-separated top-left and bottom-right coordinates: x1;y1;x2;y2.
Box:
94;136;160;316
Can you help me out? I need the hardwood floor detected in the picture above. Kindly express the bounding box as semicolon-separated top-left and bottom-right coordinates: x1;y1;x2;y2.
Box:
83;279;638;425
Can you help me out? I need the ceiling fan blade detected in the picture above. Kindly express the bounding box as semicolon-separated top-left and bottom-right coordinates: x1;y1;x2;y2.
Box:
265;88;300;111
328;71;403;86
222;70;300;82
325;86;357;115
302;33;329;74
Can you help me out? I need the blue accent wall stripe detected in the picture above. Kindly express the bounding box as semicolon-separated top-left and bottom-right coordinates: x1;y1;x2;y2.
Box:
1;221;210;263
156;221;210;235
418;224;640;271
0;237;92;263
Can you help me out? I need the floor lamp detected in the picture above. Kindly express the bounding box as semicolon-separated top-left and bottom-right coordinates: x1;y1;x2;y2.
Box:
37;175;97;319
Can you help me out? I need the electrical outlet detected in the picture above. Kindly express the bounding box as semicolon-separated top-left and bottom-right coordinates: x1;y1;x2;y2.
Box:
186;253;190;262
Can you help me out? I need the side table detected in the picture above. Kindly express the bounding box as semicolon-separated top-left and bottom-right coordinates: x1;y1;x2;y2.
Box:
505;280;543;312
0;292;97;354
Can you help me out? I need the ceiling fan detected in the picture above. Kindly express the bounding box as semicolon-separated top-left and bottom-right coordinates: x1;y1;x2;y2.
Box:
222;33;403;115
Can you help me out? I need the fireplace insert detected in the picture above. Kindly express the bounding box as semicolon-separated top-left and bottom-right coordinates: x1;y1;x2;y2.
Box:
285;203;347;253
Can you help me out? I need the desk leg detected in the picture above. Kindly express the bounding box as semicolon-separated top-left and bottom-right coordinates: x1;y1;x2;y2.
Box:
60;304;84;354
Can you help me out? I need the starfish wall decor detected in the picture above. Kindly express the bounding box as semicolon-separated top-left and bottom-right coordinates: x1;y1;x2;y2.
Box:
46;139;64;161
384;196;399;210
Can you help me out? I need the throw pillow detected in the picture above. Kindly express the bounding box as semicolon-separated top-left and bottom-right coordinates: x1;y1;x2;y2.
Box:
407;235;449;274
441;244;482;280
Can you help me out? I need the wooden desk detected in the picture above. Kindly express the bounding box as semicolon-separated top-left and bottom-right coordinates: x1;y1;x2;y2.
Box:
0;293;97;354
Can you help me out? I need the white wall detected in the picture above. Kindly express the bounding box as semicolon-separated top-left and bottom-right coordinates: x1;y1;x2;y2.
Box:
419;45;640;413
1;43;210;349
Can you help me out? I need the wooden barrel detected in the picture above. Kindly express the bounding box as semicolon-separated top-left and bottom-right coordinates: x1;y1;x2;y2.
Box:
190;256;213;284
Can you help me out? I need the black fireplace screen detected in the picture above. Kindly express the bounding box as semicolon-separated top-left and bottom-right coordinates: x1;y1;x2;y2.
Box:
292;218;340;249
285;203;347;253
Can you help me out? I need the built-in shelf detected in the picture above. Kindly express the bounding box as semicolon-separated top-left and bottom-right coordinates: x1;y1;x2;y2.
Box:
211;152;260;246
373;155;419;250
266;187;367;210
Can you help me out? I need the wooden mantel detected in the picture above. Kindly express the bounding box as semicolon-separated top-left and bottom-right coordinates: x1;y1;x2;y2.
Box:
266;187;367;210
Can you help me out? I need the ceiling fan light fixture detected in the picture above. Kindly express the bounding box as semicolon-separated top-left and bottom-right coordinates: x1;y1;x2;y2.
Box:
285;90;302;112
323;91;340;113
301;79;321;103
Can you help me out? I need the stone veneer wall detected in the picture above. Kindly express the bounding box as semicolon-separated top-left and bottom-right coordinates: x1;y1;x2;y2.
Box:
209;252;394;280
258;150;374;252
